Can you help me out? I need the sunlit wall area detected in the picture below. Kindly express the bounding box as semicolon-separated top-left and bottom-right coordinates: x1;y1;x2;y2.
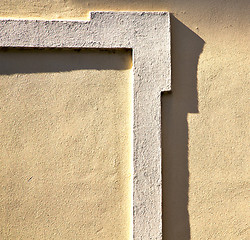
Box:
0;49;132;240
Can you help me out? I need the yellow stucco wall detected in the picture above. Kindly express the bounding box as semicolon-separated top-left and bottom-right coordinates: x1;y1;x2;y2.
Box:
0;49;132;239
0;1;249;240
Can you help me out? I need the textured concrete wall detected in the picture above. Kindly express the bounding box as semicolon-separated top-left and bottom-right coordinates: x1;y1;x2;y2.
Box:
0;1;249;240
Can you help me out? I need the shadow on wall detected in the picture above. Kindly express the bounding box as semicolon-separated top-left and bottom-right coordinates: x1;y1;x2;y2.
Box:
162;15;204;240
0;48;132;74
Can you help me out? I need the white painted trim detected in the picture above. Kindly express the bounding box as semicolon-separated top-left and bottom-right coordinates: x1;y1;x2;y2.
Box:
0;12;171;239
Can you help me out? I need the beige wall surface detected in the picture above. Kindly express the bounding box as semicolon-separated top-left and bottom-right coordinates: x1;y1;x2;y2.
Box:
0;49;132;240
0;1;249;240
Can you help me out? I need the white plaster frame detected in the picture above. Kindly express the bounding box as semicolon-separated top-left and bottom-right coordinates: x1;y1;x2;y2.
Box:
0;12;171;239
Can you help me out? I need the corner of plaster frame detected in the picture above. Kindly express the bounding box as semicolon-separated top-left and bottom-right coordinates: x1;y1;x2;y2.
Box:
0;11;171;240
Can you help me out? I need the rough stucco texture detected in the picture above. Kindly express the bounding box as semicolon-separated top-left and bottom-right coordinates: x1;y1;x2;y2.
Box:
0;49;132;240
0;1;249;240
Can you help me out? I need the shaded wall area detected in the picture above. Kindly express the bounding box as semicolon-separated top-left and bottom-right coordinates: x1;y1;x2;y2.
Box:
0;48;132;74
162;16;204;240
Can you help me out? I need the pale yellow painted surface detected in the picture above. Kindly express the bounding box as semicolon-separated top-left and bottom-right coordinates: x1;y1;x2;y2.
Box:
0;1;249;240
0;49;132;240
